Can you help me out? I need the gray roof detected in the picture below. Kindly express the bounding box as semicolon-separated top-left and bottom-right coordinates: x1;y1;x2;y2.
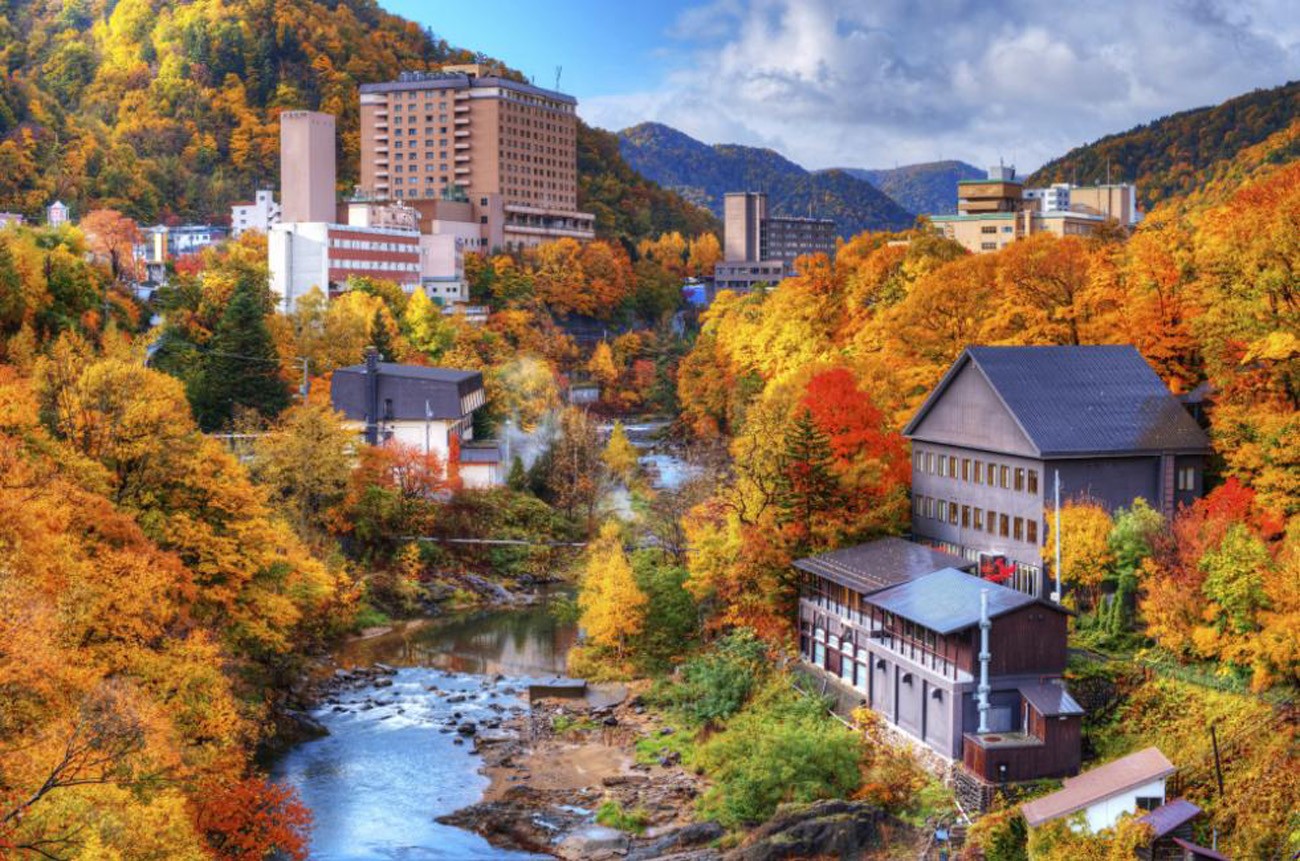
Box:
904;346;1210;457
1139;798;1201;838
331;362;483;422
793;538;973;594
1019;682;1084;717
866;568;1044;634
459;444;501;464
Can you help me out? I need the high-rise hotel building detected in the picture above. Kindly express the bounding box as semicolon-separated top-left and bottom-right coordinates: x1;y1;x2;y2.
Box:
359;64;594;251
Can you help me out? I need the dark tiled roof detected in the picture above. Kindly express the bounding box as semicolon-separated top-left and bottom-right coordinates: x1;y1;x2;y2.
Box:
865;568;1043;634
1019;682;1084;717
1020;747;1176;826
793;538;973;594
1139;798;1202;838
331;362;483;421
905;346;1210;456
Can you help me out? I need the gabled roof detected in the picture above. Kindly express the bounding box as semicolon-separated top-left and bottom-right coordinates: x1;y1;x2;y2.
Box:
1020;747;1176;827
1139;798;1202;838
865;568;1048;635
331;362;483;422
904;346;1210;457
1171;837;1229;860
793;538;973;595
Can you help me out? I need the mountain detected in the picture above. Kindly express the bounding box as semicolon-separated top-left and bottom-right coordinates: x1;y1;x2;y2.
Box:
0;0;712;242
1028;79;1300;208
839;161;985;216
617;122;915;238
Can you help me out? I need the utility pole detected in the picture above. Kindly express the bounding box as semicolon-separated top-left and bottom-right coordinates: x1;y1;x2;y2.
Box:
1210;722;1224;851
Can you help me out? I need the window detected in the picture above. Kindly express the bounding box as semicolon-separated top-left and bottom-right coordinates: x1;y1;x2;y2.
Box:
926;453;935;474
1000;514;1010;538
914;451;923;473
981;225;998;234
1028;469;1039;495
962;505;971;528
974;462;984;484
1014;517;1024;541
962;458;971;481
1000;465;1010;488
1027;520;1038;545
925;498;935;519
948;456;958;477
974;508;984;531
937;500;947;522
981;242;997;250
1015;468;1025;492
1177;466;1197;491
1135;797;1163;812
938;457;947;478
988;461;998;484
949;502;959;526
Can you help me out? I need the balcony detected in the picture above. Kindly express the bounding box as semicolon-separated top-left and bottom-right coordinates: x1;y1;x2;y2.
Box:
455;152;471;163
799;597;971;682
454;128;471;138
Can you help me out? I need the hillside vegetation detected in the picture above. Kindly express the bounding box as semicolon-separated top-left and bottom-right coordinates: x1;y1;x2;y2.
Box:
0;0;713;242
618;121;915;237
1028;79;1300;207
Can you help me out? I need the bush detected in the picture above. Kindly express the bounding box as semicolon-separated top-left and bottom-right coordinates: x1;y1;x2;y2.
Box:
696;680;862;826
651;628;768;725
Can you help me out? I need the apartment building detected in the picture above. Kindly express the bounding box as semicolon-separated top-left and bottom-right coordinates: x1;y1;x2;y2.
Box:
715;191;836;291
929;166;1140;253
280;112;337;223
358;65;594;251
904;346;1209;598
231;189;282;237
268;221;422;309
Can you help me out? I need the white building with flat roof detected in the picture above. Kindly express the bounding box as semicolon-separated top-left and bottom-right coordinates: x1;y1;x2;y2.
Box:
232;190;282;236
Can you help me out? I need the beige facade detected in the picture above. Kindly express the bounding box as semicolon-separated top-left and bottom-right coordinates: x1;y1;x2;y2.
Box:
931;168;1139;254
280;112;337;223
359;67;593;251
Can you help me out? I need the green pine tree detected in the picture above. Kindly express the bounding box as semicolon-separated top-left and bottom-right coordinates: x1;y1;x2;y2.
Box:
371;307;395;361
191;275;291;431
507;455;528;491
777;408;838;552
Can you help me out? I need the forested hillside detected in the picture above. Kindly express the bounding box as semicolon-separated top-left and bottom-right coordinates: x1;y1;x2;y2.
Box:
0;0;713;242
1028;78;1300;207
618;122;915;237
839;160;984;215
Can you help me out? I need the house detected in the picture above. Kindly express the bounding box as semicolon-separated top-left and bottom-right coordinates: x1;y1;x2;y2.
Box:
330;350;502;489
1020;747;1176;832
0;212;24;229
231;189;282;237
796;537;1081;783
904;345;1211;597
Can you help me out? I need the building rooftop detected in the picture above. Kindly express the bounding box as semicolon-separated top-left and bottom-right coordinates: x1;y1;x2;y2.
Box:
1019;682;1085;717
904;345;1211;457
1139;798;1202;838
359;72;576;105
793;538;972;595
1020;747;1177;827
866;567;1045;634
331;362;484;422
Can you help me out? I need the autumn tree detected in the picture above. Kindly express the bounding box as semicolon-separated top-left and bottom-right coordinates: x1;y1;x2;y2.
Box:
251;402;354;541
777;408;839;553
1044;500;1115;608
577;520;648;658
540;407;606;533
602;421;639;485
80;208;141;283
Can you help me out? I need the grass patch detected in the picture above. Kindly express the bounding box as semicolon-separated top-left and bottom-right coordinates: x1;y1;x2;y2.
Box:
595;799;649;834
550;714;598;735
634;727;697;767
351;603;391;631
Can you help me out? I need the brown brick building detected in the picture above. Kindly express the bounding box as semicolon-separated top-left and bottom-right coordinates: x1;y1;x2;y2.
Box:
359;65;594;251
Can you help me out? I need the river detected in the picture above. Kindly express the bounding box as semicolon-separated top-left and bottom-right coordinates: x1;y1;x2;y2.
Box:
272;599;578;860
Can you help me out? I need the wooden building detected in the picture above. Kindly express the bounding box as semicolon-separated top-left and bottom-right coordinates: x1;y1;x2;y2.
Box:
796;538;1081;782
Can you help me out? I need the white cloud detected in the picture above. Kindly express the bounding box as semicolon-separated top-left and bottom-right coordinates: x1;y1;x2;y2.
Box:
578;0;1300;172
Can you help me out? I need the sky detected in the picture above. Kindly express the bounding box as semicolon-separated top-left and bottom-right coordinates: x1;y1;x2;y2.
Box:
381;0;1300;173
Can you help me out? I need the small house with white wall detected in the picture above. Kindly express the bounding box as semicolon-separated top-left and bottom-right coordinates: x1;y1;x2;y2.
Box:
1020;746;1176;833
330;350;502;489
231;189;282;236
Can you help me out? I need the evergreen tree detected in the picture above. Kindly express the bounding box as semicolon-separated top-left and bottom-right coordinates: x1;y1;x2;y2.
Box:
507;455;528;491
777;408;838;552
191;276;290;431
370;307;395;361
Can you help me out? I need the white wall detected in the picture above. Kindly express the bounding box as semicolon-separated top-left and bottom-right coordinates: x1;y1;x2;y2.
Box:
268;222;329;313
1083;777;1166;832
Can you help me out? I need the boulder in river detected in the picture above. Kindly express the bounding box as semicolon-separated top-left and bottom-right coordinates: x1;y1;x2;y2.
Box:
457;721;477;736
724;799;884;861
556;824;630;860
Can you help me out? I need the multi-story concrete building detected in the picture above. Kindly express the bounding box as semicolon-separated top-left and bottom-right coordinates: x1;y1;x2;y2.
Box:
903;346;1210;597
929;167;1140;253
358;65;594;251
231;189;282;237
715;191;836;291
269;220;423;309
280;112;337;224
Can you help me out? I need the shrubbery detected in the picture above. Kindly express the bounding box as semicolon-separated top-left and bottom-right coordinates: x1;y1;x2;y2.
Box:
650;628;768;724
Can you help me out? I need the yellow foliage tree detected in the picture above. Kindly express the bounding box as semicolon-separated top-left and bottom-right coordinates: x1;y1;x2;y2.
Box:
1044;501;1115;608
602;421;639;484
578;521;648;657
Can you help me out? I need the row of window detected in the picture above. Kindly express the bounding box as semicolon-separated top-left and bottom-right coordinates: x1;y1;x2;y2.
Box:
332;259;419;273
916;451;1040;495
329;238;415;252
914;495;1041;544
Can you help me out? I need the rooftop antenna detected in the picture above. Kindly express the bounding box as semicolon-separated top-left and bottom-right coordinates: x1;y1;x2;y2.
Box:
555;65;563;91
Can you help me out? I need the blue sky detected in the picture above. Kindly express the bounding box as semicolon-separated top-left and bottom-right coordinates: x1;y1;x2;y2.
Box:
380;1;1300;173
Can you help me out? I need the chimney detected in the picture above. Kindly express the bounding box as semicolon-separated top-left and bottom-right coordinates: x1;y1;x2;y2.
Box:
364;346;380;446
977;588;992;734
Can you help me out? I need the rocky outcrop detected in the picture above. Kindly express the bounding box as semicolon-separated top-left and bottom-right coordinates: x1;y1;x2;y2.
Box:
724;800;885;861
